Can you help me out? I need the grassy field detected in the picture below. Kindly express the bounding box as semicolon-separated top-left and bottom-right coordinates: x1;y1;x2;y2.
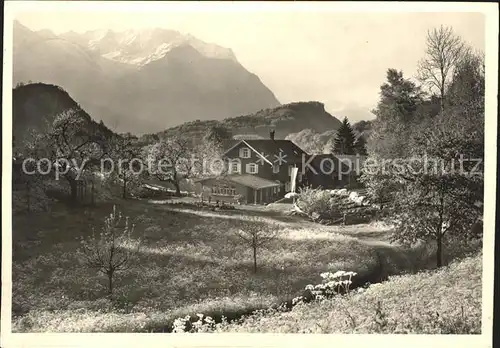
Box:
11;198;480;332
210;253;482;334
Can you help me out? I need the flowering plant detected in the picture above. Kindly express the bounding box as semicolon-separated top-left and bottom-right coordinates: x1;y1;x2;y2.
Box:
172;313;219;333
305;270;358;301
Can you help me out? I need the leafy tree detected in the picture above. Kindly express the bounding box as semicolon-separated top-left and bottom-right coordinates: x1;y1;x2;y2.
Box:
391;125;483;267
353;136;368;156
12;129;51;212
109;133;143;199
439;51;484;169
332;117;356;155
362;27;483;269
359;163;401;211
194;139;228;179
447;50;485;113
146;135;194;196
371;105;484;268
77;205;141;298
203;125;233;146
414;96;442;121
36;108;112;205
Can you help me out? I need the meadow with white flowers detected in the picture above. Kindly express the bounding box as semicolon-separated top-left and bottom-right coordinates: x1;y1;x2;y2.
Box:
11;197;481;333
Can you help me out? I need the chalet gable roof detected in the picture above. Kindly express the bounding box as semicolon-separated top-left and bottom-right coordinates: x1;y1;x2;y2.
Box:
223;139;308;165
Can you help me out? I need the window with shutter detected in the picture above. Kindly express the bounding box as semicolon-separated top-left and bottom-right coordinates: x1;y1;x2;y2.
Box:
230;162;240;174
247;163;258;174
239;148;251;158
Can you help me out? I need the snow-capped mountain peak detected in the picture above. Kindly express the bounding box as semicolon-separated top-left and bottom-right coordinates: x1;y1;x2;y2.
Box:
13;22;280;134
79;27;237;66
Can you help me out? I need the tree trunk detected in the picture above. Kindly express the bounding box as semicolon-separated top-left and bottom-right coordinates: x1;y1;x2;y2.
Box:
436;232;443;268
108;270;114;298
66;176;78;206
253;246;257;273
122;178;127;199
436;192;444;268
173;178;181;197
440;67;446;112
440;89;445;112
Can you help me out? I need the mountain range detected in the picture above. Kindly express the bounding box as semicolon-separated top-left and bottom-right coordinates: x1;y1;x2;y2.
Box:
13;20;281;134
13;83;343;153
155;101;342;142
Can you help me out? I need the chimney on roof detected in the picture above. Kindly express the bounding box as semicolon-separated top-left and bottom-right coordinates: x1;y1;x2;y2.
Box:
269;129;275;140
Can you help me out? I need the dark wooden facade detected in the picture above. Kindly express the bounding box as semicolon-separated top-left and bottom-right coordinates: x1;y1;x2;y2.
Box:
196;175;282;204
197;139;362;204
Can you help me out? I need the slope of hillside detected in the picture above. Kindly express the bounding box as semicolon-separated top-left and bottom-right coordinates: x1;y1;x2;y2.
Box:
13;20;281;134
153;101;342;143
285;129;337;154
12;83;114;147
352;120;373;140
283;119;374;155
213;253;482;334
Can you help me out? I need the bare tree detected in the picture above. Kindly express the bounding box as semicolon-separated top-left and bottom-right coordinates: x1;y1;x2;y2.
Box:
417;25;469;111
77;205;141;298
235;218;280;273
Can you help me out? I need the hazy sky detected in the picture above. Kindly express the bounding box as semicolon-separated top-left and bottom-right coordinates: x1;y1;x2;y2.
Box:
15;7;485;122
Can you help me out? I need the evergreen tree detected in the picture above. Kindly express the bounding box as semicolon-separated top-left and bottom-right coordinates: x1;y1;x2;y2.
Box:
332;117;356;155
368;69;424;159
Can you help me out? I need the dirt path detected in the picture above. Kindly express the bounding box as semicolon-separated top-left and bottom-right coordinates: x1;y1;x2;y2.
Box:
148;198;394;242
